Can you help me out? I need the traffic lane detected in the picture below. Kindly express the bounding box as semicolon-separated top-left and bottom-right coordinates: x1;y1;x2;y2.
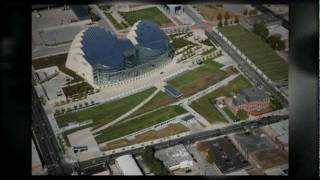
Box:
77;115;288;172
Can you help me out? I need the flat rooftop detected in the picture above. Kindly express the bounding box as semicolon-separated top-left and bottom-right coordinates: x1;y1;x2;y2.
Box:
233;130;273;153
155;144;193;169
208;136;250;174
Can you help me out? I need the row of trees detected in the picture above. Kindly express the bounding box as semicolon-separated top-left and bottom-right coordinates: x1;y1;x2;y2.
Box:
218;16;239;27
141;147;169;175
252;23;286;51
55;100;96;116
243;8;258;16
217;11;239;28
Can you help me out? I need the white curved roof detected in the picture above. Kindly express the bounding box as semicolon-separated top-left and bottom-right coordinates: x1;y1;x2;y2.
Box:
115;155;143;175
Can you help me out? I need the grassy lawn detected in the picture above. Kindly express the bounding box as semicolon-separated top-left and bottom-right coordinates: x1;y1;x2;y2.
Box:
104;13;128;30
191;75;253;124
128;91;177;118
222;107;248;122
55;87;156;129
237;109;249;120
103;123;189;150
218;25;288;81
98;4;111;11
170;37;196;50
32;53;84;84
94;105;188;144
168;60;231;97
223;107;238;121
119;7;173;26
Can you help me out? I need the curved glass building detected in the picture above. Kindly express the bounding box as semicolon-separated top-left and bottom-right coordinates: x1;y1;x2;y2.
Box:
66;20;174;87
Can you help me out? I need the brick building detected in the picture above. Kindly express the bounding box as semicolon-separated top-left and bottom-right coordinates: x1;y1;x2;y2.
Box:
224;87;272;116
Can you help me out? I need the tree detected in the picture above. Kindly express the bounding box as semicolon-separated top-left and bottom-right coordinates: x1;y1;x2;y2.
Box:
252;23;269;40
271;98;283;110
249;8;258;16
218;20;223;27
234;16;239;24
267;33;285;50
142;147;168;175
277;40;286;51
224;11;230;20
217;13;222;21
224;19;229;26
243;9;248;16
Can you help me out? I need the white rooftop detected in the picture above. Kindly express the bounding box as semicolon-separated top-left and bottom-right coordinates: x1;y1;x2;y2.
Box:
115;155;143;176
227;169;249;176
267;25;288;40
155;144;193;168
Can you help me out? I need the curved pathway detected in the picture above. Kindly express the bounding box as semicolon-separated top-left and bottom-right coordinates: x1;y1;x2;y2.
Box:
92;88;161;133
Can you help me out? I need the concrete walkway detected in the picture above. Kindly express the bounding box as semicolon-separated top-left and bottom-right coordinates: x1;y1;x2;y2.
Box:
89;5;117;33
215;104;233;124
157;5;179;26
92;88;161;133
181;103;212;128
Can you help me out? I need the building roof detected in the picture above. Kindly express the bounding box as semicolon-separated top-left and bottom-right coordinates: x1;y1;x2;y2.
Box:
155;144;193;168
226;169;249;175
242;13;280;26
166;4;183;8
232;94;248;106
115;155;143;175
231;87;269;106
267;24;288;40
181;114;195;121
129;20;168;51
269;120;288;144
81;27;134;71
209;136;250;174
240;87;269;102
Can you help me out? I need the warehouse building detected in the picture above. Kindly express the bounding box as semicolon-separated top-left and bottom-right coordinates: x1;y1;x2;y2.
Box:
155;144;193;171
115;154;143;175
66;20;175;88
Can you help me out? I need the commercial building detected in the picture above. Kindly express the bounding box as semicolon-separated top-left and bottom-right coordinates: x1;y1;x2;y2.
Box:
232;130;287;170
224;87;271;116
262;120;288;152
155;144;193;171
66;20;174;88
207;136;250;174
162;5;184;16
115;154;143;175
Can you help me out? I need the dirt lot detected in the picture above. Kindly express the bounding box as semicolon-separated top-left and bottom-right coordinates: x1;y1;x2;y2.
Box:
197;4;237;22
251;148;288;169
